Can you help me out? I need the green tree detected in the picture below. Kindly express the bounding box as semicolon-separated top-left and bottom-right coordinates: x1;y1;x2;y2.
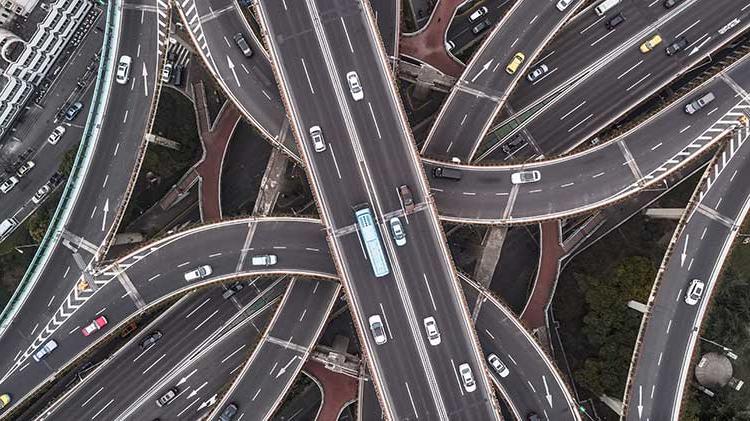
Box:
575;256;656;397
26;206;51;243
58;147;77;177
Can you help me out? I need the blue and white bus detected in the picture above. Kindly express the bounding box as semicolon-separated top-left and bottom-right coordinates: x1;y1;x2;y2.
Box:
354;205;390;278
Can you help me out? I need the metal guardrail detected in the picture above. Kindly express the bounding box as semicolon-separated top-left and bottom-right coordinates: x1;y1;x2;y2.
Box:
620;120;750;418
0;0;123;335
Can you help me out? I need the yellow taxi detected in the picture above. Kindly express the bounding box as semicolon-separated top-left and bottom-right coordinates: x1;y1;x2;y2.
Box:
0;394;10;409
640;34;663;53
506;52;526;75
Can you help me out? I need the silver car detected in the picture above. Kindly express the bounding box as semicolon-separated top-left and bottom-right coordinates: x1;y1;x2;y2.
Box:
389;217;406;246
309;125;326;152
346;71;364;101
369;314;387;345
511;170;541;184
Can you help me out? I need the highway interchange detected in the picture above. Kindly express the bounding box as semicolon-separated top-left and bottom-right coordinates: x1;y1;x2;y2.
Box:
0;0;748;420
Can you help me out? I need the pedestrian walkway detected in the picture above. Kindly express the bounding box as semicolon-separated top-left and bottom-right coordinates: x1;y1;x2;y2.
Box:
158;81;240;221
303;360;358;421
520;221;564;329
400;0;465;77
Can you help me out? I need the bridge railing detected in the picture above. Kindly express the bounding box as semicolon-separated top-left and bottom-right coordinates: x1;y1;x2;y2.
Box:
0;0;123;334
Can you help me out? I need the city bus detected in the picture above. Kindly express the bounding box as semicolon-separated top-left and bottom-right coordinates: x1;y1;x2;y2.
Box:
354;205;390;278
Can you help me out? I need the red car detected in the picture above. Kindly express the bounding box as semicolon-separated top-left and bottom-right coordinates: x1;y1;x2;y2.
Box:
81;316;108;337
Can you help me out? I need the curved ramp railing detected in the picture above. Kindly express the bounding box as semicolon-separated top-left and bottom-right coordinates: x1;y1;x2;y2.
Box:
0;0;122;336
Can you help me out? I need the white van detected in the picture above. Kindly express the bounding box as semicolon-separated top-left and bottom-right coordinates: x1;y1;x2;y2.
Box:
0;218;18;238
595;0;621;16
251;254;277;266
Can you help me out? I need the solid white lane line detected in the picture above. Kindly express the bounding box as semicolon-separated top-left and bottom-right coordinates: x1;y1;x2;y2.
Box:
81;387;104;407
193;309;219;331
527;380;537;393
674;19;701;39
625;73;651;92
90;398;115;419
185;297;211;319
568;114;594;132
340;17;354;53
617;60;643;80
300;58;315;94
405;382;419;418
560;101;586;120
450;359;464;396
368;102;382;139
580;16;606;34
221;344;246;364
142;353;166;374
328;144;343;179
590;29;615;47
423;273;437;312
379;302;394;339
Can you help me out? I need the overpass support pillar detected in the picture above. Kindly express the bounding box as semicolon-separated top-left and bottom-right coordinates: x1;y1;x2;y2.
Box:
473;226;508;288
599;394;624;416
643;208;685;220
627;300;648;313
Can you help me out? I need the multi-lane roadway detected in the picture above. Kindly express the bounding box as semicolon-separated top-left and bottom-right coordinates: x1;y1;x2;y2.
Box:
257;0;499;418
625;114;750;420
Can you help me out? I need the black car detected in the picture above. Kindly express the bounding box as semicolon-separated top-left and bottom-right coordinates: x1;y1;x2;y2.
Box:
233;33;253;57
471;19;491;35
605;13;625;30
663;0;682;8
219;403;239;421
139;330;163;349
665;36;689;56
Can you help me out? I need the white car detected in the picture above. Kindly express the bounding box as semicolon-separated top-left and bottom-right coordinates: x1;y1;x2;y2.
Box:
423;316;441;346
161;63;173;84
458;363;476;392
47;125;66;145
32;184;51;204
116;55;132;84
251;254;277;266
184;265;212;281
511;170;541;184
33;339;58;362
309;125;326;152
556;0;574;11
526;64;549;83
0;176;19;194
487;353;510;378
389;217;406;246
346;71;364;101
16;160;35;178
468;6;488;22
684;279;705;305
369;314;387;345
